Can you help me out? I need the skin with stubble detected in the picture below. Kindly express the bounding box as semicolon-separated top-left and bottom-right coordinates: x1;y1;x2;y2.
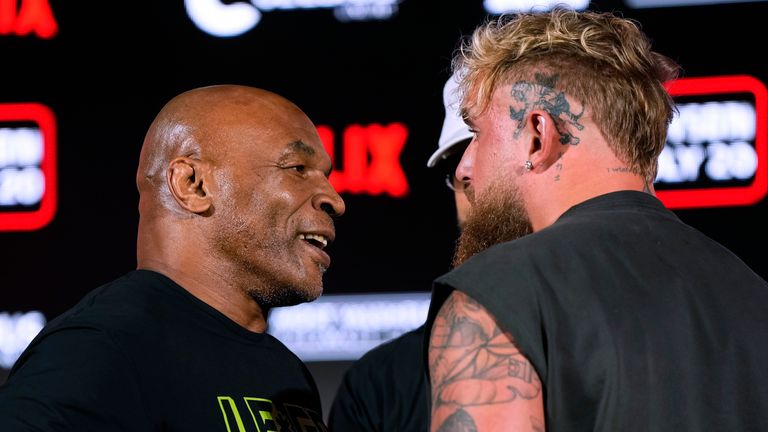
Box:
135;85;345;333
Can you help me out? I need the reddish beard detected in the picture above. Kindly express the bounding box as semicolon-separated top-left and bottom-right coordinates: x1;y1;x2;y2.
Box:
452;179;533;268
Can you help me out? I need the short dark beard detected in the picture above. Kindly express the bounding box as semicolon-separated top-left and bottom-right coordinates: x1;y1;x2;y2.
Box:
249;285;315;310
453;179;533;267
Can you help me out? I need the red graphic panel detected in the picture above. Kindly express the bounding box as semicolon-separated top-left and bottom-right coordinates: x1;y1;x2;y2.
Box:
658;75;768;209
0;0;58;39
0;103;57;231
317;122;409;198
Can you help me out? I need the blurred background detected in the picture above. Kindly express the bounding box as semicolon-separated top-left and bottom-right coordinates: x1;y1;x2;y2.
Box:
1;0;766;421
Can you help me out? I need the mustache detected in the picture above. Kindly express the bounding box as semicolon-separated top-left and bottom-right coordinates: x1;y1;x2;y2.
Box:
464;185;475;204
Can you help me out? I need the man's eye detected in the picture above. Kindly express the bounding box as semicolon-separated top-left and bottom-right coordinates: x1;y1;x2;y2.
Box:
290;165;306;173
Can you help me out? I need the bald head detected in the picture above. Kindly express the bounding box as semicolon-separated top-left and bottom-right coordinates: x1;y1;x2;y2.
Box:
137;85;311;211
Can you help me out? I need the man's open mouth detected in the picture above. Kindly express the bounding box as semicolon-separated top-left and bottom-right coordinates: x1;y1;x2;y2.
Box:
298;233;328;249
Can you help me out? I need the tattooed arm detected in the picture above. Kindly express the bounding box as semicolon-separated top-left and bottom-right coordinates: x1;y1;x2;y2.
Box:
429;291;544;432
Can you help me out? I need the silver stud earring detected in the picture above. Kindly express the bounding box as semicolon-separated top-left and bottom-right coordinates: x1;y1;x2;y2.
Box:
524;160;534;171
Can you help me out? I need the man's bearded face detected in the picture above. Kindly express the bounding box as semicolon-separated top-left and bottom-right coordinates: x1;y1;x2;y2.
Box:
453;177;533;267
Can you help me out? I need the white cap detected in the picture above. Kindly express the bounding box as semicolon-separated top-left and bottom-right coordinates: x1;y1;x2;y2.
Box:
427;71;474;168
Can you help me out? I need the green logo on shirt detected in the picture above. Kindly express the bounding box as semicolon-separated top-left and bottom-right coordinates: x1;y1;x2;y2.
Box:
217;396;326;431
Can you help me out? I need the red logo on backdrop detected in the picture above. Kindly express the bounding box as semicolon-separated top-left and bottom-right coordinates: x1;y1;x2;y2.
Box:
0;0;58;39
0;103;57;231
317;123;409;198
657;75;768;209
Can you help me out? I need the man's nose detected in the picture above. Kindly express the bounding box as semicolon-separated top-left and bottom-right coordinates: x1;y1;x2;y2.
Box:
314;179;346;217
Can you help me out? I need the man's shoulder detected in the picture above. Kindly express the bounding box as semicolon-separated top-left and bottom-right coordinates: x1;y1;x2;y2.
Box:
455;193;672;266
341;324;426;384
9;270;183;377
360;324;425;363
44;270;173;334
333;324;428;406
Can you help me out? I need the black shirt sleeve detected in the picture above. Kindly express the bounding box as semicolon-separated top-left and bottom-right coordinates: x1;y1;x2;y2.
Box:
327;325;429;432
327;361;379;431
0;326;152;431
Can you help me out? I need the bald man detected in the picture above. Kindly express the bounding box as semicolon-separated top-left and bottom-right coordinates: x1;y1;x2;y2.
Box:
0;85;343;431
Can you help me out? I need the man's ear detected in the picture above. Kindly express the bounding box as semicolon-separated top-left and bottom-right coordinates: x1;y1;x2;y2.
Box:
166;157;212;214
525;110;564;172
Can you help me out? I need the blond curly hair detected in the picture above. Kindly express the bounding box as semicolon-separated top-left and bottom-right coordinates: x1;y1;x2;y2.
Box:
454;8;680;181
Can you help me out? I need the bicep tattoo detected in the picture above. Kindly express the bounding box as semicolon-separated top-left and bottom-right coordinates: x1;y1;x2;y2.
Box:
429;291;544;431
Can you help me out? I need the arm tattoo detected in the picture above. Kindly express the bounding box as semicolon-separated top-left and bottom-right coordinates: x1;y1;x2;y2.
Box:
532;416;545;432
429;291;544;431
437;409;477;432
509;72;584;146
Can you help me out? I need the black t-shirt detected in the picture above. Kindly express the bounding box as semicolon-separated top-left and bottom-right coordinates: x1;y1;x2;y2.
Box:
328;324;428;432
426;190;768;431
0;270;326;431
